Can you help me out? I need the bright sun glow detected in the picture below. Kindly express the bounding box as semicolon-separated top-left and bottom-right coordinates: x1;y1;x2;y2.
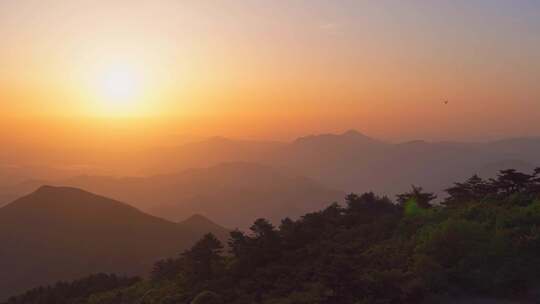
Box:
103;69;139;100
80;56;167;117
89;64;147;116
100;67;142;106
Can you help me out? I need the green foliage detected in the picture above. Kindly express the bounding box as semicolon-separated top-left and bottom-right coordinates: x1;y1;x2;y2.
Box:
7;168;540;304
3;274;139;304
397;186;436;208
403;198;427;217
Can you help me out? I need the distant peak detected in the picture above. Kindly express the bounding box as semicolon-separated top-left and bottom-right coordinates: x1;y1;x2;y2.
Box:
34;185;85;195
294;130;384;145
179;214;228;231
341;129;366;137
24;185;106;203
343;129;360;135
35;185;56;192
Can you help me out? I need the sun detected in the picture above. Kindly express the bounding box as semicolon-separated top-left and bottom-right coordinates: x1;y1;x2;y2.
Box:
100;66;142;105
102;69;139;100
89;64;147;115
81;58;164;117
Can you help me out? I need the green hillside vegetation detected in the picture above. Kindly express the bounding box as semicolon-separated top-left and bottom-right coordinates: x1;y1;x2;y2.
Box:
5;168;540;304
1;274;139;304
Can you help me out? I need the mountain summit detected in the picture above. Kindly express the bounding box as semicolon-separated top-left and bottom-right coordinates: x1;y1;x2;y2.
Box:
0;186;225;300
293;130;386;147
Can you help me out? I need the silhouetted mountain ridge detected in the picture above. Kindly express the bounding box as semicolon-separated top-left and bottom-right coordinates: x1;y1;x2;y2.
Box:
0;162;343;228
0;186;227;300
293;130;386;147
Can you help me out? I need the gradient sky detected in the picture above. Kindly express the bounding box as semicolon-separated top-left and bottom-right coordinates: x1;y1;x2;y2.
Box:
1;0;539;142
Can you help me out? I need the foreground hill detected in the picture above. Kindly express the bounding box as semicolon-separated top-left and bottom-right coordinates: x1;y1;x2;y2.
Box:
0;186;227;300
7;168;540;303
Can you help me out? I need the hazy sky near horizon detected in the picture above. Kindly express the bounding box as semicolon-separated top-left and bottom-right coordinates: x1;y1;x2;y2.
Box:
1;0;539;143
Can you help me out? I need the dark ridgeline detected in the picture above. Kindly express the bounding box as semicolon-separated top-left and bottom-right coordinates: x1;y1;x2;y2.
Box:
0;162;344;229
6;168;540;304
0;186;228;301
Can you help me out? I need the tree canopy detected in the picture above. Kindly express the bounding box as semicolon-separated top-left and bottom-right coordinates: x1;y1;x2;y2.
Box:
6;167;540;304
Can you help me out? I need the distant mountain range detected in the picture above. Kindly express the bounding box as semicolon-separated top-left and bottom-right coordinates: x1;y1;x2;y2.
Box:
144;130;540;196
1;131;540;228
0;186;227;300
0;163;344;228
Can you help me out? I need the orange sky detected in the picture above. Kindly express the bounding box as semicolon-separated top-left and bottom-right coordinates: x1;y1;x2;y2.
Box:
1;0;540;146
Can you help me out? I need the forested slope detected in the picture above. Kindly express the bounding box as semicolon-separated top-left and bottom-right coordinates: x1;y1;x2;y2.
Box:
6;168;540;304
